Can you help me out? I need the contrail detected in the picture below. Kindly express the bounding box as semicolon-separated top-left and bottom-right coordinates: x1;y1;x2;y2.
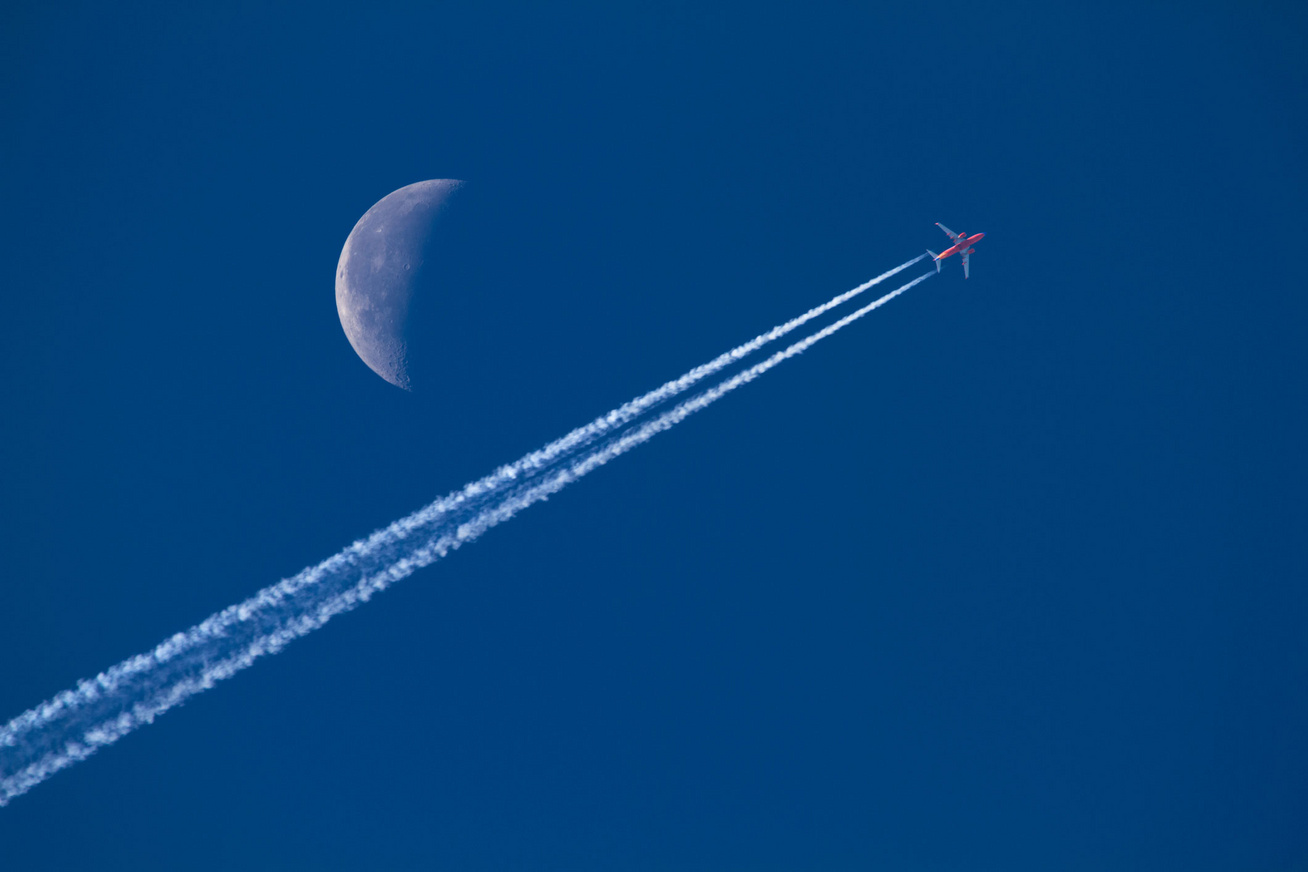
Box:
0;265;931;807
0;254;923;758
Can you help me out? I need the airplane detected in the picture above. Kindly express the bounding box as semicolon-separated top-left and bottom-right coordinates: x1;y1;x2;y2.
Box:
926;223;985;279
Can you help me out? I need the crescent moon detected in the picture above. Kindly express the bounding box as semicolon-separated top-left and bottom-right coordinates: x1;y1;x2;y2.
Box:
335;179;465;390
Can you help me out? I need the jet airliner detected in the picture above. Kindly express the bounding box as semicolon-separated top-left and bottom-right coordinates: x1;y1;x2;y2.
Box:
927;223;985;278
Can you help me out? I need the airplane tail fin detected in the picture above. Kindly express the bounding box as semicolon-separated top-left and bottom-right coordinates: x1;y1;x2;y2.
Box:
926;250;940;272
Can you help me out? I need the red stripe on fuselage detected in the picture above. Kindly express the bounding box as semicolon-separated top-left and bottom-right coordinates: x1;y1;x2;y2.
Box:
942;232;985;259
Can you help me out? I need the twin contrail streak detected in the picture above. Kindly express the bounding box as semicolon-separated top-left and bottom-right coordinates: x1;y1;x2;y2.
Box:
0;253;925;764
0;260;931;808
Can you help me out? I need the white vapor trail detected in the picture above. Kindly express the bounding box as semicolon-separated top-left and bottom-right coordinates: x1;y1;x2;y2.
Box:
0;254;923;758
0;263;931;808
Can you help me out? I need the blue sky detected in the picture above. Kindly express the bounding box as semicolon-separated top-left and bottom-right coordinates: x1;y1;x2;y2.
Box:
2;3;1306;869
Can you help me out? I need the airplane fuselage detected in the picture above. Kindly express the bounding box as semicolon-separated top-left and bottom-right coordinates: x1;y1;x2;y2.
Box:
928;222;984;278
938;231;985;260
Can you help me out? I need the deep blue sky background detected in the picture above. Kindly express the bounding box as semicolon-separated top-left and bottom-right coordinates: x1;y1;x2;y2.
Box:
2;3;1306;869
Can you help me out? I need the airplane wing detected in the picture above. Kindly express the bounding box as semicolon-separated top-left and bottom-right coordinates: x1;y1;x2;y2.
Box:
961;249;971;279
936;222;959;240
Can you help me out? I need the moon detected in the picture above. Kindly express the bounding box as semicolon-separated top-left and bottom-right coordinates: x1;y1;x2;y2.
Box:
335;179;465;390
